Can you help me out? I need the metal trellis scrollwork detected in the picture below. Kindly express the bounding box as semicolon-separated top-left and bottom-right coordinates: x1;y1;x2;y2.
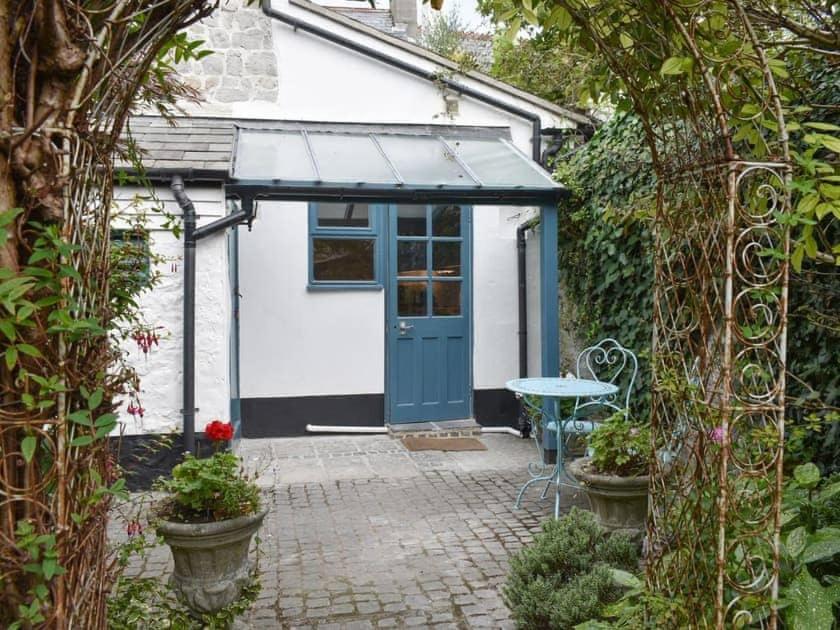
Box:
555;0;791;626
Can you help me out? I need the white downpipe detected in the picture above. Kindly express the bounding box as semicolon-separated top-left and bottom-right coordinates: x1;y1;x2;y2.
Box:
305;424;387;434
305;424;523;437
481;426;522;437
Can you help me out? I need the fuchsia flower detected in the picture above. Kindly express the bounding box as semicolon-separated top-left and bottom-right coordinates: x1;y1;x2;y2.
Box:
709;426;726;443
126;520;143;537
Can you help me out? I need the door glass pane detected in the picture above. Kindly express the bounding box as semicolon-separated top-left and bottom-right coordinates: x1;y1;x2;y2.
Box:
398;241;427;276
398;281;427;316
397;205;427;236
433;241;460;277
433;281;460;316
316;203;370;228
432;205;460;236
312;238;374;281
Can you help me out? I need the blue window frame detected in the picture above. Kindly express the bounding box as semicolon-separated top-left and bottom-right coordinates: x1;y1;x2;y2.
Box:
308;202;383;290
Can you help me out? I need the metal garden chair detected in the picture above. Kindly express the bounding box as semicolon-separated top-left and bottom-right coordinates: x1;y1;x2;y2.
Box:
514;338;639;513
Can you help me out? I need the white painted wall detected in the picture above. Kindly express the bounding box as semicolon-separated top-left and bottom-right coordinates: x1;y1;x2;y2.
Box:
474;206;533;389
123;0;574;432
181;0;574;154
525;224;543;378
113;185;231;436
238;202;385;397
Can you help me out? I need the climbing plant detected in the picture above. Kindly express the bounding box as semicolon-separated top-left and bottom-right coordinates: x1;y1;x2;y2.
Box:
462;0;840;625
0;2;217;627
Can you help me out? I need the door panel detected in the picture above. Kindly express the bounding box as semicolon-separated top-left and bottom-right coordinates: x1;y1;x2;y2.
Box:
387;204;471;423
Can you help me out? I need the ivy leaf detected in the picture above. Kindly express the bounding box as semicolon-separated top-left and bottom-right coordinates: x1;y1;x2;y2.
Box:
21;436;37;463
787;526;807;558
802;528;840;564
785;569;834;630
794;463;820;489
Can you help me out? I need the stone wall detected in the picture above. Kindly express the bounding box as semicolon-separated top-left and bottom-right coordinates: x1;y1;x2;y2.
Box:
178;0;279;105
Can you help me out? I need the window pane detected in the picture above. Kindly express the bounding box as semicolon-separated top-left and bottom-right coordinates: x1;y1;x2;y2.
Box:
376;136;473;185
432;205;460;236
433;281;460;316
444;137;558;188
234;130;314;180
316;203;370;228
398;281;427;316
307;133;396;184
313;238;375;281
398;241;427;276
397;205;426;236
433;241;460;277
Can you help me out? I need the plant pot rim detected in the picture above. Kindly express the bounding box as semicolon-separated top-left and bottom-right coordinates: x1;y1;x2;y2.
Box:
568;457;649;488
157;507;268;538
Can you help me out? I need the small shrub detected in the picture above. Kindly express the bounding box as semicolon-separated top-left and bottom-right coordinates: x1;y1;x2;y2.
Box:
154;452;260;522
588;412;650;477
503;508;639;629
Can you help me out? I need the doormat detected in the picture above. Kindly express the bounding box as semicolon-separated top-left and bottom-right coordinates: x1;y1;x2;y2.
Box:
401;437;487;452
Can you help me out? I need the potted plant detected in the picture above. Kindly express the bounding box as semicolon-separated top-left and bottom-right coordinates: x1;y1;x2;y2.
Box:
567;412;650;535
154;420;267;614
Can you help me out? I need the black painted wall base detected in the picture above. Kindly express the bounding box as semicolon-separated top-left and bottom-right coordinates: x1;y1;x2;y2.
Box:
113;433;221;491
241;394;385;438
240;389;519;437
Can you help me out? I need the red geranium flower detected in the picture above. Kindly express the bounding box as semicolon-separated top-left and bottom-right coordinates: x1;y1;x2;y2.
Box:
205;420;234;442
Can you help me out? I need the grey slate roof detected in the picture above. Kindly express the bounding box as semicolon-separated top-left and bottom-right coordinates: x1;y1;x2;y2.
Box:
333;7;408;39
120;116;235;173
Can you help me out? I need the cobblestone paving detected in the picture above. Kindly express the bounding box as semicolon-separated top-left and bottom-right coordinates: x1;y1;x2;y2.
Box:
119;434;586;629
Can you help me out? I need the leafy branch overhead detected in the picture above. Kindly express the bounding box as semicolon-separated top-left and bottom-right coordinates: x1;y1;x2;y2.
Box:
480;0;839;267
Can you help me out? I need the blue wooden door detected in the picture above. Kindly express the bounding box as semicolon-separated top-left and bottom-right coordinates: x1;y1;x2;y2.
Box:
387;204;471;423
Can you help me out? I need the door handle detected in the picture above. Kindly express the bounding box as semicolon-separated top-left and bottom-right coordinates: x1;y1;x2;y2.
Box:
399;321;414;335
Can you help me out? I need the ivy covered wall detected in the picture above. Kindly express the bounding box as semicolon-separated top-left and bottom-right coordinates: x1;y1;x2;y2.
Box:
555;113;839;471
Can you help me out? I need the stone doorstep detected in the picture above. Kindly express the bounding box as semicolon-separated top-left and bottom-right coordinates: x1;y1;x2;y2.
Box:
386;419;482;439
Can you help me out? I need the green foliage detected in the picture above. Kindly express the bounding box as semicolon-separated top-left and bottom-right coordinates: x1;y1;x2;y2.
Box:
108;528;261;629
489;29;600;109
155;452;260;522
503;508;639;629
777;466;840;629
419;5;480;70
554;114;656;419
588;412;650;477
7;520;65;630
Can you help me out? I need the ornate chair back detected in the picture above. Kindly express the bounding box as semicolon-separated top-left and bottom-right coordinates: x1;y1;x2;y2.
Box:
574;338;638;420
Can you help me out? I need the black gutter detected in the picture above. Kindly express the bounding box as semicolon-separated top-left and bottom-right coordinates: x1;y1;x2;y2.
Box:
223;183;567;206
260;0;544;162
171;175;251;456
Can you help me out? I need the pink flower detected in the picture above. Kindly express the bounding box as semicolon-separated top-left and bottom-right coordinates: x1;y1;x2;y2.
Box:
709;426;725;444
126;520;143;537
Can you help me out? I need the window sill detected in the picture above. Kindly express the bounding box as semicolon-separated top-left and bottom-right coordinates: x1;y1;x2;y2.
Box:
307;283;384;292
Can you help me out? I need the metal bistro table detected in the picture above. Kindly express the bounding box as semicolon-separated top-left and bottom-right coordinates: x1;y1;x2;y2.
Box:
506;377;619;518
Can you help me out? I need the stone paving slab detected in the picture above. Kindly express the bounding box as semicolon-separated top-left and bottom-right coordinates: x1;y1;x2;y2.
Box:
115;434;587;629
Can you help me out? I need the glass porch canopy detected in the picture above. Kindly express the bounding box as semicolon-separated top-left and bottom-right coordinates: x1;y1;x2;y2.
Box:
227;125;567;205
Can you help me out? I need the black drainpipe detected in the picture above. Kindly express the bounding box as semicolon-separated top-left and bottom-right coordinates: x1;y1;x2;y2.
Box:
260;0;543;162
171;175;251;456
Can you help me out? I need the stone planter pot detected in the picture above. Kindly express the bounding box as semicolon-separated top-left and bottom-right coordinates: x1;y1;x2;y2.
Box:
158;508;267;614
567;457;648;535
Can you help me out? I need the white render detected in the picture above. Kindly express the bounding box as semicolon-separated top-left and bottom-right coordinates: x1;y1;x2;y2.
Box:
120;0;578;434
114;185;231;435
